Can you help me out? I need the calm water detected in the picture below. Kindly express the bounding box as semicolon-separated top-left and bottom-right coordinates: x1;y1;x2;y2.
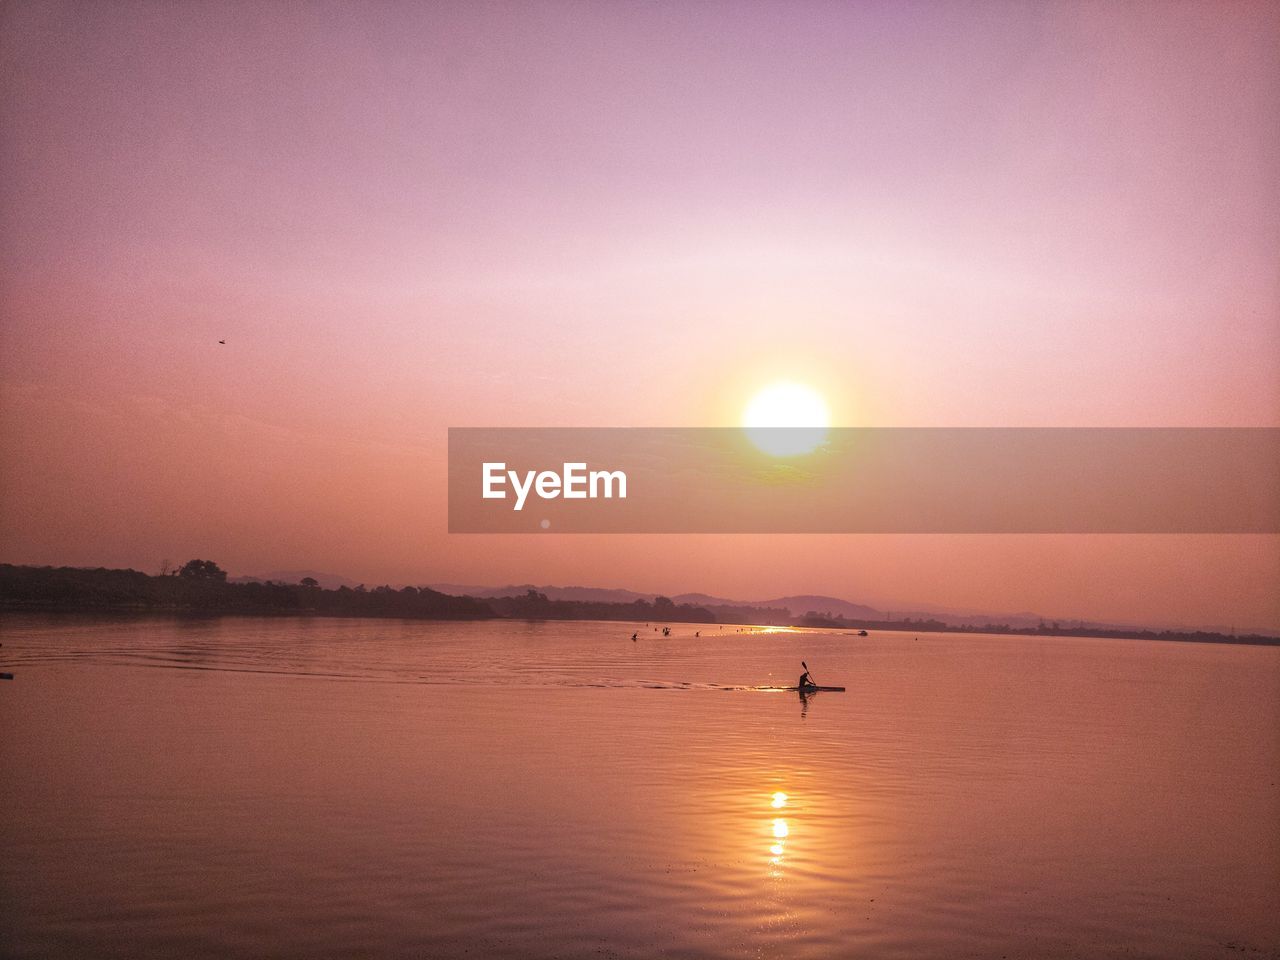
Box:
1;615;1277;959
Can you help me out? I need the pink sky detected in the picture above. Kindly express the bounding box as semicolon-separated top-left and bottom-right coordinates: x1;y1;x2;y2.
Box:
1;1;1277;629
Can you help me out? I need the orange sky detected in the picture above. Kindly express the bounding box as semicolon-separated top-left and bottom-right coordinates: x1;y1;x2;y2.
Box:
1;2;1277;629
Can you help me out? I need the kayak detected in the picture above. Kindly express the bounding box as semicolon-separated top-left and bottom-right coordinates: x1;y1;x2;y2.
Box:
755;684;846;693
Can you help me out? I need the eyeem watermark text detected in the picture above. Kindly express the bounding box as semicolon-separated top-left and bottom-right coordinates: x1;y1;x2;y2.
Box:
482;462;628;511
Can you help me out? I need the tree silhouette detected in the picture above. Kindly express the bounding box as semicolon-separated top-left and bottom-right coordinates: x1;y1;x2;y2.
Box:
178;559;227;581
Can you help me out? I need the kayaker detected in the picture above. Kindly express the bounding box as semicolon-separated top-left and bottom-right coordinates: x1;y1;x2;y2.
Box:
798;665;814;689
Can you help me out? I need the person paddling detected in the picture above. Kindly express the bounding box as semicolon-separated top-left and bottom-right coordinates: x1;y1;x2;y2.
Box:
798;663;815;690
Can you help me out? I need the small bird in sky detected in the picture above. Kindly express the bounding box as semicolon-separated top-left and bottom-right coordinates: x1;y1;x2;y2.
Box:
218;339;226;344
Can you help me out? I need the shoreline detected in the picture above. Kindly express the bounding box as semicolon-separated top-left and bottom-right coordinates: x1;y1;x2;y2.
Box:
2;603;1276;648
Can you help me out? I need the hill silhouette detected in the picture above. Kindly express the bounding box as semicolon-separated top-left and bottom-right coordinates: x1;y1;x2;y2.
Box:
2;563;1275;645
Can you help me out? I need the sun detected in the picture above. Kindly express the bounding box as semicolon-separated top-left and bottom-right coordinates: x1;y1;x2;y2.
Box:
742;381;830;456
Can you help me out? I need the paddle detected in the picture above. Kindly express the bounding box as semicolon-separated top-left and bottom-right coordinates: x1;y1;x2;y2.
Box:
802;660;816;687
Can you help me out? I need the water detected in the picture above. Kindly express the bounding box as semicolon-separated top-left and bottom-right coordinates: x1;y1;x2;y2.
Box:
1;615;1277;959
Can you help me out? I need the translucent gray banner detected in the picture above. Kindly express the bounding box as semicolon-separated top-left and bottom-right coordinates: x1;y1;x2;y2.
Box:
448;428;1280;533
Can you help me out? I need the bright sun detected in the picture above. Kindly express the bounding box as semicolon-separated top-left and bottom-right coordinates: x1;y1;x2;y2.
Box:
742;381;830;456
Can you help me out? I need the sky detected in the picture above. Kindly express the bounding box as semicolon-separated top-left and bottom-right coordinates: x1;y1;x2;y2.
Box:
1;1;1277;629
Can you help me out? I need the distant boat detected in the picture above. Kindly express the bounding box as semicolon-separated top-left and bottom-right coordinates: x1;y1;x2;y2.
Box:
857;629;868;636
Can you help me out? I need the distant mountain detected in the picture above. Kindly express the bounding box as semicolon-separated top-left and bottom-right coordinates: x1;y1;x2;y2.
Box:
431;586;885;619
755;595;885;620
667;592;739;608
232;570;358;590
429;583;648;603
668;593;881;619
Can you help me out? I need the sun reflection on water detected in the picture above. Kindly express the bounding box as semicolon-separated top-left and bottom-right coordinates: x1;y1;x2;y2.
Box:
768;788;793;873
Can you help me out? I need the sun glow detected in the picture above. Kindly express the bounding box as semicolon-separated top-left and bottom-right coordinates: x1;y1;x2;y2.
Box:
742;381;830;456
